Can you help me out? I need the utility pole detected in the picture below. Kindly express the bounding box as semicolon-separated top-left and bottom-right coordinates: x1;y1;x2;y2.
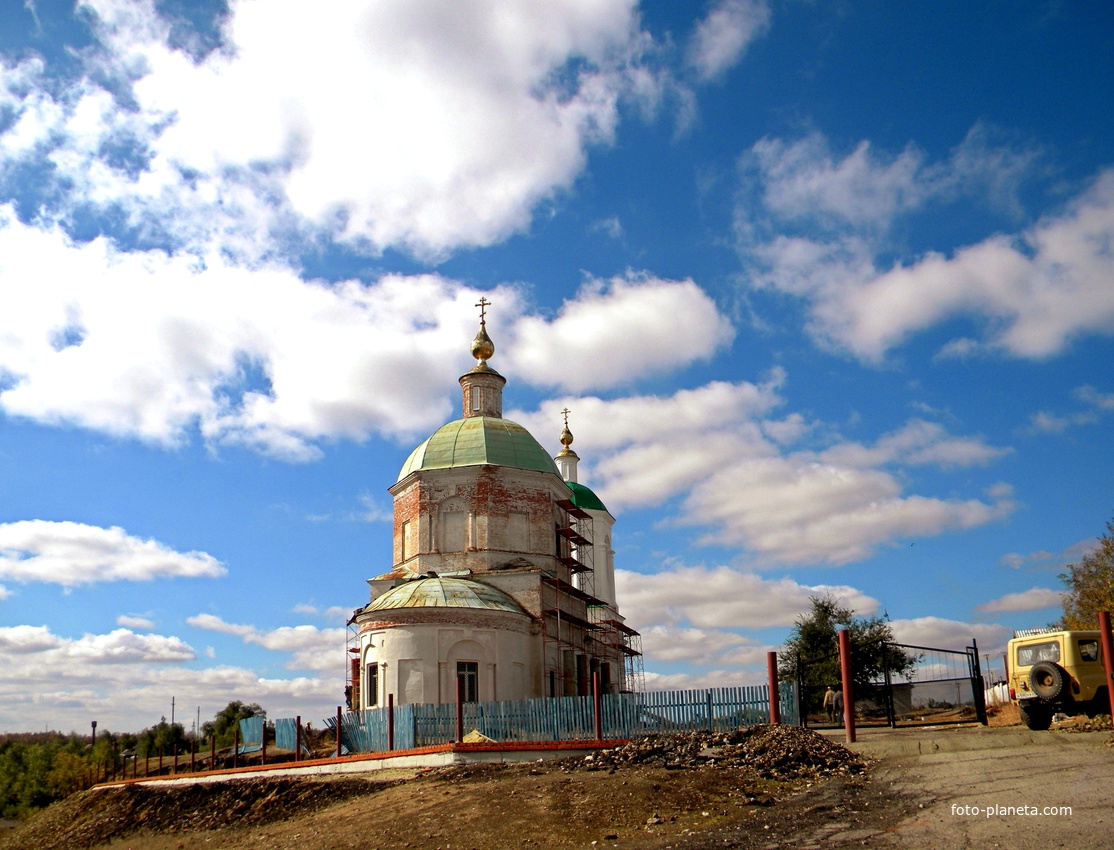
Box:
171;696;175;727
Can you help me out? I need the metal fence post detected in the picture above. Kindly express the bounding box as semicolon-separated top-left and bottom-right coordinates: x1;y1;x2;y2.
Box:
1099;612;1114;720
767;651;781;725
336;706;343;758
388;694;395;751
592;671;602;740
838;629;856;744
455;677;464;744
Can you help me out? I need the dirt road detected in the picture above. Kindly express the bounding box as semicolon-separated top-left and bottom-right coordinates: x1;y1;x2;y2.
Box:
859;725;1113;849
677;724;1114;849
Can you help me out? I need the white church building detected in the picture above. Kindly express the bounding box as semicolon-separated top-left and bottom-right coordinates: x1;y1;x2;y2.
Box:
347;304;640;709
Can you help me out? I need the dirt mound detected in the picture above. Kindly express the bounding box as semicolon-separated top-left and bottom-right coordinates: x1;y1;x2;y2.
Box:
569;725;869;779
0;776;398;850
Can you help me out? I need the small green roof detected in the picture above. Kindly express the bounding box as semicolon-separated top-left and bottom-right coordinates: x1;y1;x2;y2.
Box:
398;416;560;481
567;480;608;513
366;576;527;615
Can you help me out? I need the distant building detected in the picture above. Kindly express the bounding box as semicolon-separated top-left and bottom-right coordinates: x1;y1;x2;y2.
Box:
347;304;641;708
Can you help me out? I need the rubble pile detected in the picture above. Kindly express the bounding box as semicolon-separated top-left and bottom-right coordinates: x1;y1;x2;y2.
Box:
1051;713;1113;733
574;725;869;779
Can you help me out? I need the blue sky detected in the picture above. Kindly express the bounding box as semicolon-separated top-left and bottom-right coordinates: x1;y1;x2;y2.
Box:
1;0;1112;733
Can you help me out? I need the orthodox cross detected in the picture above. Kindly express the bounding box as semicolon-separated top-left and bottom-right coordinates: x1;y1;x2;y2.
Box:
476;296;490;324
561;407;571;428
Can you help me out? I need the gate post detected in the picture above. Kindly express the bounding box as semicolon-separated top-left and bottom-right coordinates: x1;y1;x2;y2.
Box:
1098;612;1114;720
970;638;987;725
883;649;895;728
837;629;855;744
767;651;781;725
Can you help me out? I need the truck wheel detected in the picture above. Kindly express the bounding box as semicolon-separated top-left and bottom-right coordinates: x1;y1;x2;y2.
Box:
1028;662;1066;699
1018;702;1052;730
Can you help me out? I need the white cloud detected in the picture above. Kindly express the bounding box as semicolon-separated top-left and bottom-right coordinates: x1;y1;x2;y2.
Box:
0;624;193;663
188;613;344;672
976;587;1063;614
0;215;737;458
616;565;878;632
747;134;931;229
0;621;340;732
116;614;155;630
2;0;664;260
741;137;1114;361
0;520;224;587
687;0;770;82
516;373;1010;564
1028;385;1114;434
999;537;1096;571
508;274;735;392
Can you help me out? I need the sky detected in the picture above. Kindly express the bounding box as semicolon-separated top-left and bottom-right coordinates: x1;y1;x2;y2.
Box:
0;0;1112;734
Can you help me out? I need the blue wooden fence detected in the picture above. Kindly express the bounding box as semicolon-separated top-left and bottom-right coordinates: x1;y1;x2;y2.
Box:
327;683;797;754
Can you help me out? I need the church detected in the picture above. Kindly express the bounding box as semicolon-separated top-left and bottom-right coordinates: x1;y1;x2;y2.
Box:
347;302;640;709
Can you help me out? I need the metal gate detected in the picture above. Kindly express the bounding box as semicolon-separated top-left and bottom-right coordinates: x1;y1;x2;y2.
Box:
875;640;987;727
797;639;987;728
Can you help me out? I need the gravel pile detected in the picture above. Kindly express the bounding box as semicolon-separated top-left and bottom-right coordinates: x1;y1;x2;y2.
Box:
571;725;869;779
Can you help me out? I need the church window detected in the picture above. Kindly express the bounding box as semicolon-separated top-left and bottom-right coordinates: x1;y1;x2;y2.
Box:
457;661;479;703
365;663;379;708
400;520;411;561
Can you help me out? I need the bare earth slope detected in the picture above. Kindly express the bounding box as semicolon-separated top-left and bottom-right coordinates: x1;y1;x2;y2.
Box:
4;724;1111;850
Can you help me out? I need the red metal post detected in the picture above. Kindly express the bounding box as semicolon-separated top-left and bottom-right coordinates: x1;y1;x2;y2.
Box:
233;728;239;769
387;694;395;751
172;743;177;776
190;739;196;773
767;651;781;725
592;670;602;741
158;748;163;776
336;706;343;759
295;716;301;763
209;736;215;771
455;676;464;744
1098;611;1114;720
837;628;856;744
261;724;267;765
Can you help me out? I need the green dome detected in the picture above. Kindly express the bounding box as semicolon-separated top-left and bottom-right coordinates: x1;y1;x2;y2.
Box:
398;416;560;481
366;576;527;615
567;480;608;513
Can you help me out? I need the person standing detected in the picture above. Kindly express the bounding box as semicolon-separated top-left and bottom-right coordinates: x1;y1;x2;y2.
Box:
823;686;836;722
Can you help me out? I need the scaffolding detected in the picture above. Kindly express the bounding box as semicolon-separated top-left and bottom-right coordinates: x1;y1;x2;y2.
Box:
345;617;361;711
588;604;644;693
555;497;594;595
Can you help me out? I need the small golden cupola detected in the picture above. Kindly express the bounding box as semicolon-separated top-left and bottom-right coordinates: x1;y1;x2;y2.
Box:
554;407;580;483
459;297;507;418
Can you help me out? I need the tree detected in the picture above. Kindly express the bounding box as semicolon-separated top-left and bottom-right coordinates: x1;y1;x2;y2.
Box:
779;595;915;716
1060;515;1114;629
200;701;266;748
135;719;186;759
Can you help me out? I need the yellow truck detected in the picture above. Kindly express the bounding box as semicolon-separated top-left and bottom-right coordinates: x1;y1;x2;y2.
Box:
1008;628;1109;730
